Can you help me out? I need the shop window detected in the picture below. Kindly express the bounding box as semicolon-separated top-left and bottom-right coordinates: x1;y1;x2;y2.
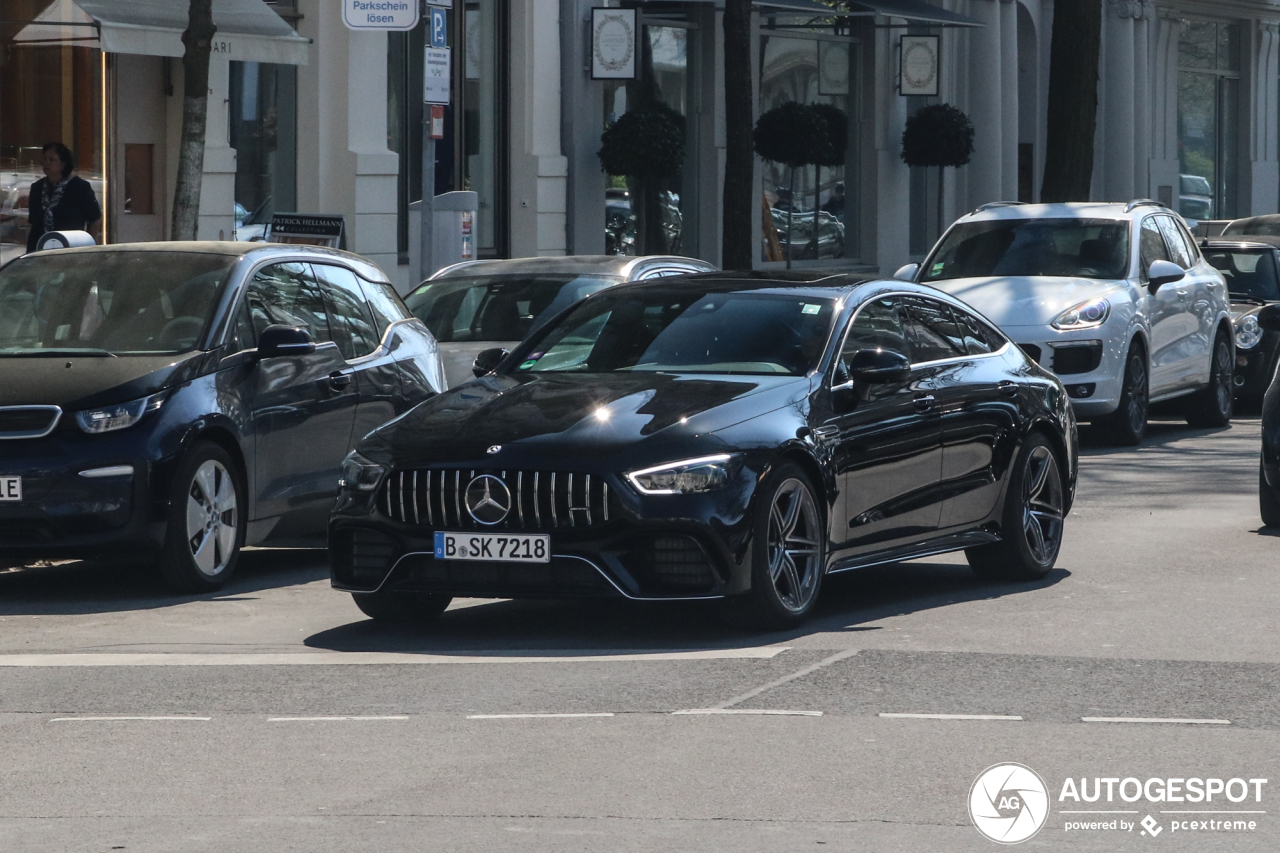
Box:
229;61;297;241
758;24;855;263
1177;19;1240;222
123;144;153;215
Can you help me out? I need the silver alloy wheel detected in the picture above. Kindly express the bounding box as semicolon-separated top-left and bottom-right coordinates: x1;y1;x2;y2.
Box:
184;459;238;578
1021;445;1064;565
1212;337;1232;414
766;478;822;613
1125;353;1148;436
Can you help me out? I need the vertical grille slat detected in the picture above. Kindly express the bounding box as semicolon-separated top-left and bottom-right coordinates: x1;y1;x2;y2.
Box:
567;473;575;527
517;471;525;526
534;472;542;527
602;481;609;522
550;473;558;528
453;471;462;527
412;471;420;524
584;474;592;526
426;470;434;526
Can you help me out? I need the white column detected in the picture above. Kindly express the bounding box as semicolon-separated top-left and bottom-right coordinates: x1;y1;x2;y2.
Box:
348;31;399;275
1132;2;1152;199
1000;0;1019;199
1248;22;1280;215
1102;0;1136;202
1148;13;1181;206
196;60;236;241
509;0;567;257
875;18;910;275
965;0;1005;207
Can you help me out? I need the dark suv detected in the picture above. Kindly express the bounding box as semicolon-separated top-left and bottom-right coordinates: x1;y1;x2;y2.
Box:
0;242;444;591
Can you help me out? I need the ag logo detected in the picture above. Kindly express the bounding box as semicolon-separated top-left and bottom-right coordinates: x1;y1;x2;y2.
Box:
969;763;1050;844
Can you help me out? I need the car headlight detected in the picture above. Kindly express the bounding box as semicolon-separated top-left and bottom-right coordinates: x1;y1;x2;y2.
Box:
339;450;388;492
75;391;170;434
626;454;736;495
1235;313;1263;351
1052;297;1111;330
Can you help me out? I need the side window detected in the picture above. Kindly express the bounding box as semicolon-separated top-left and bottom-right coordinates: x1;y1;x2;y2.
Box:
838;297;909;382
1156;216;1194;269
314;264;380;359
228;298;257;353
359;277;414;336
951;305;1005;355
1139;217;1172;276
244;262;333;346
902;296;967;363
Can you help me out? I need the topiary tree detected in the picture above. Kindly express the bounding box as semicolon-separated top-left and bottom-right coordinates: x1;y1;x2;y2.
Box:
809;102;848;257
755;102;826;267
902;103;975;239
599;104;686;254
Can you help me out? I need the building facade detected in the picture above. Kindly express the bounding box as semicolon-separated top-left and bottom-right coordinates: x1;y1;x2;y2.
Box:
3;0;1280;288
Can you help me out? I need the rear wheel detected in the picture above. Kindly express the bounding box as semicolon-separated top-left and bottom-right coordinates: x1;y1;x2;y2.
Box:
1260;459;1280;528
966;433;1065;581
1185;331;1234;428
1100;344;1148;446
352;591;452;623
159;442;245;593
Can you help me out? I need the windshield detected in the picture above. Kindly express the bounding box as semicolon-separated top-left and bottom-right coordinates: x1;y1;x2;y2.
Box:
405;273;621;343
0;251;234;355
921;218;1131;282
1223;217;1280;238
513;290;836;376
1205;248;1280;301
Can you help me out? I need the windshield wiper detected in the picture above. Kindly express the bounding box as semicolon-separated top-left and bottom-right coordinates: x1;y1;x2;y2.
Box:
0;347;118;358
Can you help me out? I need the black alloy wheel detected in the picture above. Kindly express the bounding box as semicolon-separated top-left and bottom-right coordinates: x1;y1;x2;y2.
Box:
1185;331;1234;428
352;591;453;623
966;433;1065;581
721;463;825;630
160;442;246;593
1260;458;1280;528
1101;344;1149;446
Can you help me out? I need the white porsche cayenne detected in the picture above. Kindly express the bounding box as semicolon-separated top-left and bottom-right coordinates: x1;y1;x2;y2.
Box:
896;201;1234;445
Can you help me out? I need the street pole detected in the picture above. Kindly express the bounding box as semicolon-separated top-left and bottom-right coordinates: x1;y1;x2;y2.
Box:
421;132;434;282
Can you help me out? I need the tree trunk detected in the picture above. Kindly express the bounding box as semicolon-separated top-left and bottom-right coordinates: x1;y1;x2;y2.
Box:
171;0;216;241
722;0;754;269
1040;0;1101;203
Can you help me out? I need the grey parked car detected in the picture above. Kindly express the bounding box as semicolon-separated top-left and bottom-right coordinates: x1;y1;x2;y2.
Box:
403;254;716;387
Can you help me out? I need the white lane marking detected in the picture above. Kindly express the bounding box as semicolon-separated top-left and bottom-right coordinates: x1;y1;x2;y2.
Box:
1162;811;1266;815
879;713;1023;721
1081;717;1231;725
267;716;409;722
466;713;615;719
0;648;789;667
50;716;211;722
673;708;822;716
710;647;860;709
1060;811;1140;815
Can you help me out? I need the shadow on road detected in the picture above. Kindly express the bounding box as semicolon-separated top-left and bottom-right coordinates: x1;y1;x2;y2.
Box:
303;562;1070;655
0;547;327;616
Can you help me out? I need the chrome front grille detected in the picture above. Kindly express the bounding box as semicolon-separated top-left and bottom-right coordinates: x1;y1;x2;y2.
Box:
379;469;614;530
0;406;61;440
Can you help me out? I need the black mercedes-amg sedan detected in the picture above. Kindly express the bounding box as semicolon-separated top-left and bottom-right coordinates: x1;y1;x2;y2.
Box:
330;272;1078;629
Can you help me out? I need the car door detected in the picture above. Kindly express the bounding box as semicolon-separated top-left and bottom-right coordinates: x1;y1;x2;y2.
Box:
312;262;405;450
242;261;359;526
821;296;944;565
1158;215;1222;387
1140;215;1196;395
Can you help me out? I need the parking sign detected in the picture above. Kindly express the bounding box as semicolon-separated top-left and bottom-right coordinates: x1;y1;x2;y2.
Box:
430;7;447;48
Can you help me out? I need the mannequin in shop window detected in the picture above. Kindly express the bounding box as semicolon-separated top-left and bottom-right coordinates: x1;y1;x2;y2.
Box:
26;143;102;253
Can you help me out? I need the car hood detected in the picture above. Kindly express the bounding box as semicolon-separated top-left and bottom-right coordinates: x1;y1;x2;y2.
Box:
924;276;1126;327
363;371;810;470
0;350;213;409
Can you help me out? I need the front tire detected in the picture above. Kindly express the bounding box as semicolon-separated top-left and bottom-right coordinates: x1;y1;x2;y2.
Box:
966;433;1065;581
1185;331;1234;428
352;591;452;623
720;464;825;631
1261;459;1280;528
159;442;245;594
1100;344;1148;446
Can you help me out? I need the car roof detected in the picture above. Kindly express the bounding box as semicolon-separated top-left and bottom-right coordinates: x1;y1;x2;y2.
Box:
589;271;877;301
429;254;715;282
958;201;1171;223
1203;238;1280;251
14;241;391;281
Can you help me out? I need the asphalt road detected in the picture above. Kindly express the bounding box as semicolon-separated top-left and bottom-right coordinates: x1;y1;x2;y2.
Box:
1;415;1277;852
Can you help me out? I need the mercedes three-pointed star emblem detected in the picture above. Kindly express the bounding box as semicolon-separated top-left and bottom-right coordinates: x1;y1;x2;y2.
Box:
464;475;512;525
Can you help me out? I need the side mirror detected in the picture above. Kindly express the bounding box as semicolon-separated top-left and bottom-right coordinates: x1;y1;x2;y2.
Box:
472;347;510;377
847;348;912;384
893;263;920;283
257;324;315;358
1258;304;1280;333
1147;259;1186;293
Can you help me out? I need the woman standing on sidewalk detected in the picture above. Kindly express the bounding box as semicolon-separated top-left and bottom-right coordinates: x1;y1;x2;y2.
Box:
25;143;101;253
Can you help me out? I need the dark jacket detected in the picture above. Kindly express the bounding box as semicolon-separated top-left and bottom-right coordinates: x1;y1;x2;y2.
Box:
26;175;101;252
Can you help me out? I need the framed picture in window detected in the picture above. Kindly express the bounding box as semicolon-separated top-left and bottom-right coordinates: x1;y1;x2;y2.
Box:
900;35;940;97
819;41;849;96
591;8;637;80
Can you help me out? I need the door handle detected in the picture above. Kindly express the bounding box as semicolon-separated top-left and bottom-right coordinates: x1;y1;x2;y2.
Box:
913;394;936;411
998;380;1019;397
328;371;353;390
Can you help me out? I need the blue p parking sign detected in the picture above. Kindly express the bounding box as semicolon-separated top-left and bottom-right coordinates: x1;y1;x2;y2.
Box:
430;7;447;48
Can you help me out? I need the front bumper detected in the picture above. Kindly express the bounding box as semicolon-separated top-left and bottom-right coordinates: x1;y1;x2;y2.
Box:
1233;342;1277;400
329;468;758;601
1007;326;1126;419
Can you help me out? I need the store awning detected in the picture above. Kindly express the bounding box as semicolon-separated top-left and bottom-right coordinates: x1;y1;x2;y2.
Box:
645;0;981;28
11;0;309;65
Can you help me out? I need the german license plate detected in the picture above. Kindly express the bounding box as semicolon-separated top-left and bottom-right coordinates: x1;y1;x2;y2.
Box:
0;476;20;502
434;531;550;563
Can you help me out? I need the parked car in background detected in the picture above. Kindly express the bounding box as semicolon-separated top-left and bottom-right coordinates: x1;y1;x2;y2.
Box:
1221;214;1280;239
1202;239;1280;401
1179;174;1213;222
897;201;1234;445
331;273;1077;629
403;254;717;388
0;243;444;592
